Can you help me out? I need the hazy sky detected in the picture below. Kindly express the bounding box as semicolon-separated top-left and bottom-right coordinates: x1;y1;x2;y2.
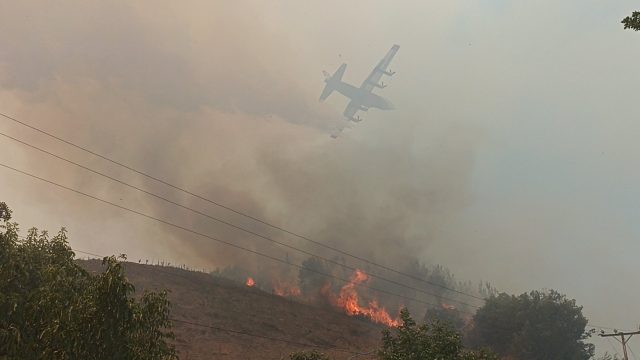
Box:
1;0;639;354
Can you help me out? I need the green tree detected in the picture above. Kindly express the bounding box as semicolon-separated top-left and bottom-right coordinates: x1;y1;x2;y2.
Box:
424;306;466;333
0;201;10;222
378;308;497;360
469;290;594;360
622;11;640;31
0;203;176;359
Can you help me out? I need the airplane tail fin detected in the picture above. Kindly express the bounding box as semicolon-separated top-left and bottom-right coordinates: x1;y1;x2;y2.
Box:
319;63;346;102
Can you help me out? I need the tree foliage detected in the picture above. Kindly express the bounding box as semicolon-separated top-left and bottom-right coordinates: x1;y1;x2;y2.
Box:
0;203;177;359
622;11;640;31
424;306;466;333
299;256;331;298
378;308;497;360
469;290;594;360
0;201;11;222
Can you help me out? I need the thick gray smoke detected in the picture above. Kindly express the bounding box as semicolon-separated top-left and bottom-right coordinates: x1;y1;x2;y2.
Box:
3;2;640;354
0;1;483;321
0;1;477;276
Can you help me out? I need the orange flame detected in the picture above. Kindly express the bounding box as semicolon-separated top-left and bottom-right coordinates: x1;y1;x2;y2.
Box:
260;269;400;327
272;279;301;297
441;303;456;311
246;277;256;287
333;269;401;327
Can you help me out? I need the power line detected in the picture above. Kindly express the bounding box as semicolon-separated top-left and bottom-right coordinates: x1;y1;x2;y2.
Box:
40;245;370;354
13;237;385;335
600;330;640;360
591;324;636;333
16;235;624;341
6;153;628;338
10;238;373;355
0;130;481;309
4;114;625;340
0;162;463;311
67;247;383;335
0;111;484;302
606;337;623;359
65;247;629;337
629;345;639;360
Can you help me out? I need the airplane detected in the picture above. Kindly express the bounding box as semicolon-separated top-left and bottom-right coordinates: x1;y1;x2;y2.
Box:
320;44;399;125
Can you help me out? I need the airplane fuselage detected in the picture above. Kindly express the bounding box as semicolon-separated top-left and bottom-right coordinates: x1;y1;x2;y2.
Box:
330;80;394;110
319;45;399;126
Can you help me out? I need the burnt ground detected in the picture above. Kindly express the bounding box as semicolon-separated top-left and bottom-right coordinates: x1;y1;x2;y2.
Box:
79;260;383;360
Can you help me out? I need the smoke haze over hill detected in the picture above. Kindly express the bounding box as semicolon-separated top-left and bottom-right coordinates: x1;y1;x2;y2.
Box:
1;1;640;354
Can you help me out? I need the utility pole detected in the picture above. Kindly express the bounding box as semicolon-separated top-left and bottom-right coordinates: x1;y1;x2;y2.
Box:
600;330;640;360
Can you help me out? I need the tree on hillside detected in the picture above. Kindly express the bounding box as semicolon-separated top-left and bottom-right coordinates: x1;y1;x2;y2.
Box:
291;309;496;360
424;306;466;333
378;308;497;360
469;290;594;360
622;11;640;31
0;201;10;222
299;256;332;299
0;203;176;359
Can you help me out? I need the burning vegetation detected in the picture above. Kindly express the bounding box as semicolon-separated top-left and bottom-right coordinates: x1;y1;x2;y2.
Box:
269;268;402;326
322;269;401;327
271;279;302;297
214;257;490;329
241;268;403;327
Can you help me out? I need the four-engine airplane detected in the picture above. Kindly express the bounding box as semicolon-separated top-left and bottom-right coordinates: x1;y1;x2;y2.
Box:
320;44;399;127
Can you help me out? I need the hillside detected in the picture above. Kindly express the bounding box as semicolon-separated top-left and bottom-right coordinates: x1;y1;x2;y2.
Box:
79;260;383;360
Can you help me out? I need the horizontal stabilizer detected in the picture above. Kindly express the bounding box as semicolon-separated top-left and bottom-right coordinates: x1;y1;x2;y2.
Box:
319;63;347;101
332;63;347;82
319;83;334;102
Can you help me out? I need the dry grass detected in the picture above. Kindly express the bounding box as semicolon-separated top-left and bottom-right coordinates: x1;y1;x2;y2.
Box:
79;260;383;360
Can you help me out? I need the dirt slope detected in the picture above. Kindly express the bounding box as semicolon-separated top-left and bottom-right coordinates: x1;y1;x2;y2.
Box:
79;260;383;360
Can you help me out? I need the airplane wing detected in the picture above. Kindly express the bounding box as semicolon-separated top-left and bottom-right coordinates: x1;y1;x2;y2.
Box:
360;44;399;93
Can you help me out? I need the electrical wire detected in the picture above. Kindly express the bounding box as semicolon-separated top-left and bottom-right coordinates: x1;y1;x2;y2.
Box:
0;130;481;308
630;345;639;360
0;162;461;311
590;324;635;333
14;235;624;346
9;242;370;356
13;236;385;335
68;248;383;335
7;163;630;338
67;247;627;337
605;337;623;359
3;115;627;341
0;111;485;301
